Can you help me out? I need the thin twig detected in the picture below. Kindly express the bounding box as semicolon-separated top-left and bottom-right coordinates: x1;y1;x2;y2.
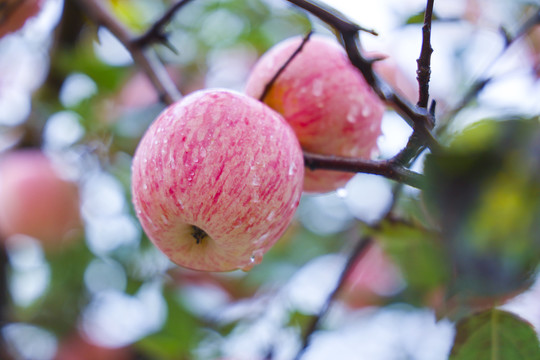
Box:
440;7;540;131
132;0;196;51
293;237;374;360
75;0;182;105
416;0;435;109
303;152;425;189
259;31;313;102
0;243;13;360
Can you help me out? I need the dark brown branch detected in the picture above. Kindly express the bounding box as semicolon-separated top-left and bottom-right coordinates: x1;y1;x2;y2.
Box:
132;0;196;50
259;31;313;102
303;152;425;189
293;237;374;360
75;0;181;105
416;0;435;109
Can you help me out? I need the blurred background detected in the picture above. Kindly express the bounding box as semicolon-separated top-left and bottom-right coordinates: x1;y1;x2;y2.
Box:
0;0;539;359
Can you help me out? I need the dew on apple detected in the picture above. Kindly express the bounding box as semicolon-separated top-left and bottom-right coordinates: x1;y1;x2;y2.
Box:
312;78;324;97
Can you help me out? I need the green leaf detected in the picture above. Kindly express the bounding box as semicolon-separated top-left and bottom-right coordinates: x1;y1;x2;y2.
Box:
450;309;540;360
404;10;440;25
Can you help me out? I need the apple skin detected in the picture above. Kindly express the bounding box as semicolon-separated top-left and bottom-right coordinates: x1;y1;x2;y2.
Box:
245;35;384;193
0;150;81;247
0;0;43;38
131;89;304;272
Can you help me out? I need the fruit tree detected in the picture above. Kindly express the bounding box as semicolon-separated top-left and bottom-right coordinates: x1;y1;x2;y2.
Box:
0;0;539;359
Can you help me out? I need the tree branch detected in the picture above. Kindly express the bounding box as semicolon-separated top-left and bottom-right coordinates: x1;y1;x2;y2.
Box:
293;237;374;360
74;0;182;105
132;0;197;51
440;7;540;130
303;152;425;189
416;0;435;109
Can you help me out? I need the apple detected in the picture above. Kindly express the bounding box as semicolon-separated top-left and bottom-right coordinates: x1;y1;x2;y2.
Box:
245;35;385;193
0;149;81;248
340;242;403;308
0;0;43;38
131;89;304;272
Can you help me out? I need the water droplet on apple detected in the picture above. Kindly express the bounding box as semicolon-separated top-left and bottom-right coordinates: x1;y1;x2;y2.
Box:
143;184;148;190
176;198;184;209
267;211;275;221
362;106;371;117
312;79;324;97
288;161;297;176
200;148;207;158
161;214;169;224
347;105;360;123
251;249;264;265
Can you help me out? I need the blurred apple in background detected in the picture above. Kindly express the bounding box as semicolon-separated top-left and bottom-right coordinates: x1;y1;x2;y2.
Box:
340;243;403;308
0;0;44;38
245;35;384;193
55;333;131;360
371;54;418;104
132;89;304;272
0;149;81;248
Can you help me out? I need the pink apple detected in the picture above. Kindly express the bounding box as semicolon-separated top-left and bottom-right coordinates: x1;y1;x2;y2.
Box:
245;35;385;193
131;89;304;272
0;150;81;247
0;0;43;38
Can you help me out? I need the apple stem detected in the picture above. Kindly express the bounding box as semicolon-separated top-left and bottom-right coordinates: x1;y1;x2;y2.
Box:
191;225;208;245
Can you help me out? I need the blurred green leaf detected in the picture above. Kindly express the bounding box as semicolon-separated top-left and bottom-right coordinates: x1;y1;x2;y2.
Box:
450;309;540;360
423;117;540;299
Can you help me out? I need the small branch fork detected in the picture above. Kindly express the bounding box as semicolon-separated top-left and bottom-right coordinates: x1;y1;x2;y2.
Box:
75;0;182;105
